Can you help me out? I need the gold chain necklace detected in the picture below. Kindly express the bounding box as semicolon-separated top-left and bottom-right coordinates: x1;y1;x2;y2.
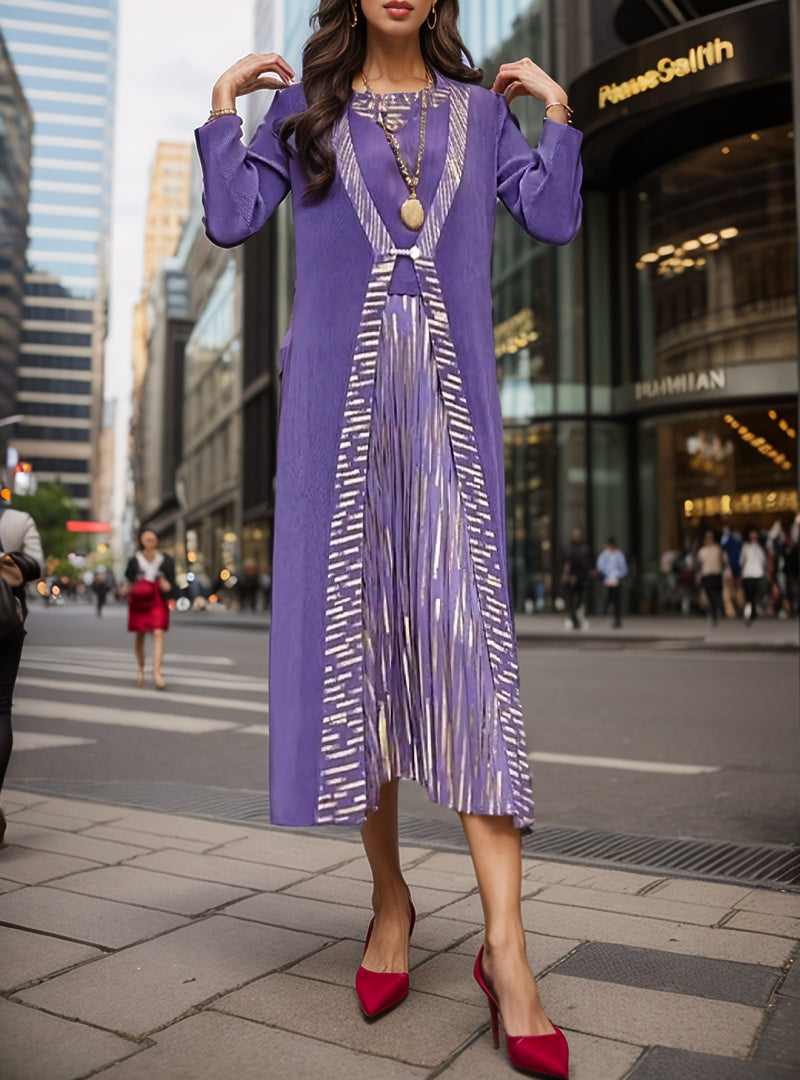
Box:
361;69;432;231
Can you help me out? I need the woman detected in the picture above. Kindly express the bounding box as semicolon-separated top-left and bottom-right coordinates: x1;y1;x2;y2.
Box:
124;529;175;690
696;529;726;627
740;527;766;625
197;2;581;1075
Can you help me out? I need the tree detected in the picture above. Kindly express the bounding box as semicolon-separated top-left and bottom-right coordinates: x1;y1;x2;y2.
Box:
10;483;79;561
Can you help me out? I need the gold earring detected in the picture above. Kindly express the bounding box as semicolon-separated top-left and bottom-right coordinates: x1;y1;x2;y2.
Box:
427;2;437;29
350;1;358;28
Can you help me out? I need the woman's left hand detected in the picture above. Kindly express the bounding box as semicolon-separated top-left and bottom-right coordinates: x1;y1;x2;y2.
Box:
158;574;171;593
492;57;568;110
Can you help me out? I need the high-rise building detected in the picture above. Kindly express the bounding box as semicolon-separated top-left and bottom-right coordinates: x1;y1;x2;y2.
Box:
130;141;192;516
0;0;118;515
0;28;32;461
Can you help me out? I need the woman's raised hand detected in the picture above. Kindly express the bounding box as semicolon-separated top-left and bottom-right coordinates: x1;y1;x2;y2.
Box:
491;57;568;111
211;53;295;111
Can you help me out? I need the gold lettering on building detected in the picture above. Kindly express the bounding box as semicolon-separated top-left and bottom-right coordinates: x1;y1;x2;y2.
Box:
599;38;734;109
684;489;798;518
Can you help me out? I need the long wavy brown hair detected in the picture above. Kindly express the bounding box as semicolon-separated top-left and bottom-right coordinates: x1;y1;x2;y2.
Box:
281;0;481;199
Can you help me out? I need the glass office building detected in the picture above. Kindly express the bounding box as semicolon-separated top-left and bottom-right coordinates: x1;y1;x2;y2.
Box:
0;0;118;513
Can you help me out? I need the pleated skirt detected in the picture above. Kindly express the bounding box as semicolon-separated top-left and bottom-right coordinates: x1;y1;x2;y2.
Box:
362;293;532;827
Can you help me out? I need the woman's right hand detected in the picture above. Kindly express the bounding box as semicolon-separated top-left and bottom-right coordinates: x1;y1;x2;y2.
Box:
211;53;295;111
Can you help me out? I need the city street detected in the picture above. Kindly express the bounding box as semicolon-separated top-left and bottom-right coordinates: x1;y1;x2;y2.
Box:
8;602;799;849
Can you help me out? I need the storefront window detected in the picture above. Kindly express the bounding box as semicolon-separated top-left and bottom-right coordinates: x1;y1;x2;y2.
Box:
504;423;554;612
639;404;798;606
631;125;796;381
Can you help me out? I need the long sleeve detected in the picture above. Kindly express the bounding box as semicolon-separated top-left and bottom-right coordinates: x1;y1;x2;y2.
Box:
195;88;296;248
17;514;44;578
124;556;138;584
496;95;583;246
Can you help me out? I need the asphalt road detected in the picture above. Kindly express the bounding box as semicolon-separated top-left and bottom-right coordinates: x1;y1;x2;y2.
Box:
6;602;799;847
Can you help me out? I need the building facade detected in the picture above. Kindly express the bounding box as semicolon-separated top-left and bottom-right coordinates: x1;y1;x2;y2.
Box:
0;0;118;515
130;140;193;522
0;28;31;457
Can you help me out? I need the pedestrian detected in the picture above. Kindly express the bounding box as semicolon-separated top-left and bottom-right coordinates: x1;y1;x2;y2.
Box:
740;527;766;625
0;493;44;844
124;529;175;690
696;529;726;626
596;537;628;628
560;527;591;630
197;2;581;1074
91;570;109;617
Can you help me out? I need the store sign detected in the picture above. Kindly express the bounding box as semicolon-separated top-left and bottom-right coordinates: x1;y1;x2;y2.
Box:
636;368;726;401
569;0;790;141
599;38;734;110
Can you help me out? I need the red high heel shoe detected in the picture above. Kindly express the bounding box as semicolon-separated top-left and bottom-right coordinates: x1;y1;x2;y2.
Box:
355;898;417;1017
473;947;569;1079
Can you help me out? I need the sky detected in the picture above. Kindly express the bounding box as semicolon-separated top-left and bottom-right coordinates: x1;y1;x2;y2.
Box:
106;0;257;520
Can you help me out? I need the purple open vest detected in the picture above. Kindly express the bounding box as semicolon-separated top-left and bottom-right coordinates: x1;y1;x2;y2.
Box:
195;75;583;826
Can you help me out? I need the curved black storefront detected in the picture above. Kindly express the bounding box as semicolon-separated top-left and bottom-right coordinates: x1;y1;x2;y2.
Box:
568;0;798;611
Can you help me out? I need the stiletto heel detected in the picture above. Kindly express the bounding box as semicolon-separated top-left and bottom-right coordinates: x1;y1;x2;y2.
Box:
474;947;569;1079
355;897;416;1018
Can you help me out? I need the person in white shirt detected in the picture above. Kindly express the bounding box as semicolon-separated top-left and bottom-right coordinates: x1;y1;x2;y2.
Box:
596;538;629;629
740;527;767;625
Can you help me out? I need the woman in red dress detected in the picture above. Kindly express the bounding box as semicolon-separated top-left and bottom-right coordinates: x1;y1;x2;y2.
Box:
124;529;175;690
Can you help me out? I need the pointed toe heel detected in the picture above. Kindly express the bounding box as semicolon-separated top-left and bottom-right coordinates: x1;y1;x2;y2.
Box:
473;947;569;1079
355;899;416;1018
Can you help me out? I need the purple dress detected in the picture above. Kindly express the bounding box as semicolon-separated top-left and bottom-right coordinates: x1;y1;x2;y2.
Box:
195;74;583;828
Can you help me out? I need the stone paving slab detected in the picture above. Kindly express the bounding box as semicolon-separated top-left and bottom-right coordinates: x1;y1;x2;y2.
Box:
211;830;371;872
520;897;795;967
10;797;130;823
537;973;763;1057
403;863;479;894
436;1026;644;1080
48;864;252;916
9;824;150;863
0;844;103;884
649;879;755;907
530;882;731;926
0;998;138;1080
0;925;103;993
123;847;310;891
751;993;800;1071
82;824;212;852
223;890;368;938
522;862;664;895
734;890;800;918
214;972;488;1067
0;884;187;948
15;916;331;1037
94;809;253;845
725;909;800;939
92;1010;428;1080
7;808;112;833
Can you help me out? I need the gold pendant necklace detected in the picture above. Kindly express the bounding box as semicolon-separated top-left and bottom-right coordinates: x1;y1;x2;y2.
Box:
361;70;432;232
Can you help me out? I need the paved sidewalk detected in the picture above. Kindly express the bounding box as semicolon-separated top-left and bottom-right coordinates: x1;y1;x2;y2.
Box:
1;789;798;1080
172;607;800;651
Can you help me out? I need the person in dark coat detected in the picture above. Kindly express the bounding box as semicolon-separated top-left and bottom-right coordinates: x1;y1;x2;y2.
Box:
124;529;175;690
0;498;44;844
561;527;591;630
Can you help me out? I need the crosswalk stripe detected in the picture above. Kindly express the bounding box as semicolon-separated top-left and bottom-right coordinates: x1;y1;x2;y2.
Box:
23;646;236;667
15;676;267;713
14;699;239;735
14;732;97;751
237;724;269;736
20;659;268;694
529;751;720;775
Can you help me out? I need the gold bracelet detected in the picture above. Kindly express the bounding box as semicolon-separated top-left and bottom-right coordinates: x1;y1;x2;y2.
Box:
206;107;238;122
545;101;574;123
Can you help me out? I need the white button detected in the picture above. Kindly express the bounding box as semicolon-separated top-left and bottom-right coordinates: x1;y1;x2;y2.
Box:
408;244;421;261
